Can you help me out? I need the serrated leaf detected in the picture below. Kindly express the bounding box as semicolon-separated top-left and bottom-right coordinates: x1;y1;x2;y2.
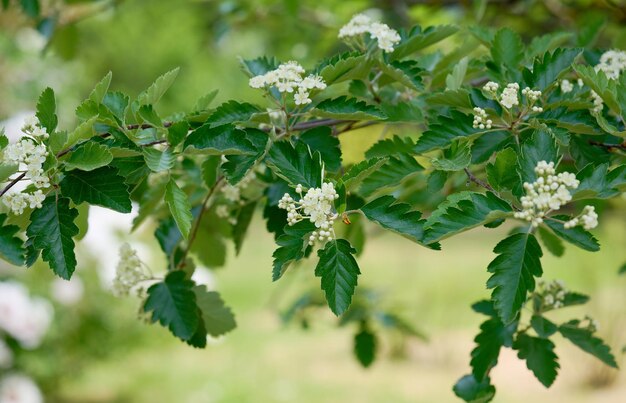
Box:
192;89;218;112
144;271;198;341
445;56;469;90
423;192;512;244
0;214;25;266
453;374;496;403
36;87;58;133
574;163;625;200
391;25;458;60
537;226;564;257
138;104;162;127
193;285;236;337
523;48;581;90
379;60;423;90
266;140;322;188
360;195;431;247
365;136;416;159
379;100;423;123
315;239;360;316
527;32;573;59
103;91;130;123
342;157;388;191
574;65;620;114
317;52;371;84
470;316;517;381
64;142;113;171
26;197;79;279
558;320;618;368
513;333;560;387
530;315;558;338
427;89;472;109
184;124;256;155
164;178;193;239
167;121;189;147
136;68;180;108
205;100;262;127
314;96;386;120
88;71;112;103
222;128;268;185
518;130;559;183
60;167;132;213
431;140;472;171
142;148;176;172
491;28;524;70
272;221;316;281
354;328;377;367
414;110;482;154
486;147;521;193
360;154;423;194
298;127;342;173
543;216;599;252
486;233;543;323
64;116;97;149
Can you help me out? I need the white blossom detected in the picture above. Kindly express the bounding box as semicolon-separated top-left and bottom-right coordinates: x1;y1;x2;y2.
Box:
215;204;230;219
513;161;580;228
112;244;149;297
472;107;492;129
338;14;400;53
564;205;598;230
500;83;519;109
221;184;241;203
560;79;573;93
0;374;43;403
594;49;626;80
536;280;567;309
522;87;542;102
248;61;326;106
0;282;53;349
482;81;499;93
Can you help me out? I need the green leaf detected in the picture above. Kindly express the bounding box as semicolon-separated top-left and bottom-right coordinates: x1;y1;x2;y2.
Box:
530;315;558;338
266;141;322;188
513;333;560;387
523;48;582;90
428;89;472;109
537;226;564;257
315;239;360;316
205;100;261;127
192;89;218;112
342;157;387;191
423;192;512;244
272;221;316;281
60;167;132;213
360;154;423;194
184;124;256;155
136;68;180;108
518;130;559;183
0;163;18;184
445;56;469;90
431;140;472;171
167;121;189;147
64;142;113;171
138;104;162;127
486;148;521;193
470;315;517;381
413;110;482;154
365;136;416;159
164;178;193;239
543;217;600;252
360;195;432;247
574;163;626;200
558;320;618;368
298;127;342;173
26;197;79;279
453;374;496;403
88;71;112;103
314;96;386;120
143;271;198;341
391;25;458;60
193;285;236;337
354;328;377;368
36;87;58;133
379;100;423;123
317;52;371;85
103;91;130;123
222;128;268;185
20;0;40;18
64;116;97;149
201;156;221;188
486;233;543;323
491;28;524;70
379;60;423;90
527;32;573;59
0;214;25;266
142;148;176;172
574;65;620;114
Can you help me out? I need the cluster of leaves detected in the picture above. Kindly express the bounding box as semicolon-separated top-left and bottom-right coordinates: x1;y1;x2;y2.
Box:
1;17;625;401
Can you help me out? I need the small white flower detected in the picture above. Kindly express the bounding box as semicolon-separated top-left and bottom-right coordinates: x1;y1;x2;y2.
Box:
112;244;149;297
483;81;499;93
500;83;520;109
560;79;573;93
338;14;400;52
0;374;43;403
472;107;491;129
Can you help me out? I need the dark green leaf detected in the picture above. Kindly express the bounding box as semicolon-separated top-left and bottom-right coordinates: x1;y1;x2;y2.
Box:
266;141;322;188
194;285;236;337
164;178;193;239
314;96;386;120
518;130;559;183
453;374;495;403
513;333;560;387
201;156;221;188
167;121;189;147
205;100;261;127
379;60;423;90
26;197;79;279
537;226;565;257
530;315;558;338
543;217;599;252
317;52;371;84
486;233;543;323
36;87;58;133
413;110;484;154
342;157;387;191
272;221;316;281
222;128;268;185
491;28;524;69
315;239;361;316
486;148;521;193
184;124;256;155
102;91;130;123
470;316;517;381
144;271;198;341
559;320;617;368
360;154;423;194
20;0;40;18
391;25;458;60
365;136;416;159
354;328;377;368
0;214;25;266
523;48;582;90
60;167;132;213
233;201;257;255
298;127;342;173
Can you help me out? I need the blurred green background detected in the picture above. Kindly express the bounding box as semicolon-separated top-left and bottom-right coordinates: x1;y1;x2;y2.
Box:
1;0;625;402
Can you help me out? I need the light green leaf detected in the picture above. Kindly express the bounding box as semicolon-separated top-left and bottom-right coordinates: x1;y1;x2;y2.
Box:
136;67;180;108
317;52;372;84
64;116;97;149
446;56;469;90
574;65;620;114
64;142;113;171
144;271;198;341
431;140;472;171
60;167;132;213
192;89;219;112
194;285;237;337
138;104;162;127
342;157;388;191
486;233;543;323
365;136;416;159
26;197;79;279
379;60;423;90
164;178;193;239
427;89;472;109
315;239;361;316
143;148;176;172
88;71;112;103
391;25;459;60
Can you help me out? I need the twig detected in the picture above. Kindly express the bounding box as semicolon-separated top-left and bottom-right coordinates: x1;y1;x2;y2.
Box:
464;168;495;192
0;173;26;197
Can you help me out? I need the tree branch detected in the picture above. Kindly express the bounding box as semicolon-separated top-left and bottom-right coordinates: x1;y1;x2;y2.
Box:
464;168;495;192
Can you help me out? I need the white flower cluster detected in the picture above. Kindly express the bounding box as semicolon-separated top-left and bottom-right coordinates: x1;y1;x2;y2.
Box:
216;171;255;225
590;90;604;113
536;280;567;309
249;61;326;105
595;49;626;80
472;107;492;129
514;161;580;227
564;205;598;230
560;79;574;93
278;182;339;244
338;14;401;53
522;87;543;112
482;81;499;93
112;243;149;297
0;282;53;349
500;83;520;109
0;374;43;403
2;117;51;215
